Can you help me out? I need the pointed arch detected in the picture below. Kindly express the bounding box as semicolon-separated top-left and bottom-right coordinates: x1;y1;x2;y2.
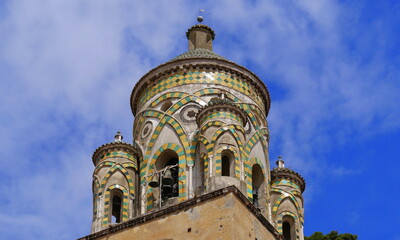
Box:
210;126;244;159
99;164;135;196
165;96;206;115
214;146;240;178
244;157;266;201
277;211;300;239
244;128;269;155
150;92;190;108
102;184;129;227
271;189;303;223
144;143;186;210
140;110;190;179
194;87;240;103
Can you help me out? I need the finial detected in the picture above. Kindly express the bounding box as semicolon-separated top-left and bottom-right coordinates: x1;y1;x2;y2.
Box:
276;156;285;168
197;9;205;23
114;131;123;142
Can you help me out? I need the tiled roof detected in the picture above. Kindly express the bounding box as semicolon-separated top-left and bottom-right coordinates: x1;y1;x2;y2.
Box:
169;48;227;62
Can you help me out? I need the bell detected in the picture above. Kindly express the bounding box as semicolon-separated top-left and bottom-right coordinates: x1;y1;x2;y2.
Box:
252;188;258;198
162;169;174;185
148;174;160;188
162;184;173;195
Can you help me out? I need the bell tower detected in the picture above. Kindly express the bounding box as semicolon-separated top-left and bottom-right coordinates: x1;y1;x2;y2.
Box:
91;132;141;233
130;18;272;215
270;156;306;240
81;17;306;240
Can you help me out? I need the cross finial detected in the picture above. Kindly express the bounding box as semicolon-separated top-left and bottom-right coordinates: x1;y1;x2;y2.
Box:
114;131;123;142
197;9;205;23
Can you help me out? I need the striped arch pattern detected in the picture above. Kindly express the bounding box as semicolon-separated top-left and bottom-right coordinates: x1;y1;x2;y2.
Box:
165;96;206;115
200;121;225;133
189;134;212;172
134;114;146;139
92;177;100;222
244;128;269;155
99;164;135;196
140;110;189;176
202;111;244;126
272;179;301;191
94;161;137;179
277;211;300;239
102;184;129;227
244;157;266;201
194;88;240;103
94;161;114;176
271;188;303;224
238;104;260;130
215;145;240;178
150;92;190;107
210;126;244;159
144;143;186;210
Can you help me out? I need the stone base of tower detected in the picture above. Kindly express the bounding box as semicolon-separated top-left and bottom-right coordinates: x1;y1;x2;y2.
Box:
79;186;282;240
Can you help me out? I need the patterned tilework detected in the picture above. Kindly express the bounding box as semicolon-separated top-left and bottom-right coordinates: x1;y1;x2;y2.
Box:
198;136;212;175
134;114;146;142
165;95;206;115
139;110;189;175
138;71;265;110
200;121;224;133
202;111;244;126
277;211;300;239
94;161;137;177
214;146;240;178
193;88;240;103
244;128;269;155
146;187;155;211
102;185;129;227
150;92;190;107
143;143;186;210
92;177;100;222
272;179;300;191
210;126;244;159
239;104;262;130
271;188;303;224
96;151;138;169
244;157;266;201
99;164;135;196
188;134;212;170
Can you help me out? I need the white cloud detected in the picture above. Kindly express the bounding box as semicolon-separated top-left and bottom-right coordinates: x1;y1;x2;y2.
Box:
0;0;398;239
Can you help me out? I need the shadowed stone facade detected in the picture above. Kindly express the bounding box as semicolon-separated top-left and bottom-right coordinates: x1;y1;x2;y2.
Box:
82;21;306;240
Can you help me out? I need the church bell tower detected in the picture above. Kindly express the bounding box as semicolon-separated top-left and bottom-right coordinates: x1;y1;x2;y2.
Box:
83;17;306;240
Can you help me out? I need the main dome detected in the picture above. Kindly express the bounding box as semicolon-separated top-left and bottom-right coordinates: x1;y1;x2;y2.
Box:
130;23;271;117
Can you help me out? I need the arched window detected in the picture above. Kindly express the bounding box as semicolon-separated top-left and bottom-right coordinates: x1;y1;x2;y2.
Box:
252;164;264;208
221;150;234;177
110;189;123;223
283;222;291;240
156;150;179;199
282;215;296;240
161;100;173;112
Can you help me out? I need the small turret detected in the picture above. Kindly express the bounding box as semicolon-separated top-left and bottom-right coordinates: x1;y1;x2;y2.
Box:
91;132;141;233
270;156;305;240
186;16;215;51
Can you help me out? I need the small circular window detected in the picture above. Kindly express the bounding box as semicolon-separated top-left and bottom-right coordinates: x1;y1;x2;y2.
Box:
141;121;153;140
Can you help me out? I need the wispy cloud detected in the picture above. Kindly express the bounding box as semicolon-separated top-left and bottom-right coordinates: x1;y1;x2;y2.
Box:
0;1;398;239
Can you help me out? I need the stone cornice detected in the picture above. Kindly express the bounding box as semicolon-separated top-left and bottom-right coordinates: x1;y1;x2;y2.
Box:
271;168;306;193
92;141;142;166
130;58;271;118
186;24;215;40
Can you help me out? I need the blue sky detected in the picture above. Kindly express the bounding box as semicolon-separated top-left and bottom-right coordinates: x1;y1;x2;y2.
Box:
0;1;399;239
